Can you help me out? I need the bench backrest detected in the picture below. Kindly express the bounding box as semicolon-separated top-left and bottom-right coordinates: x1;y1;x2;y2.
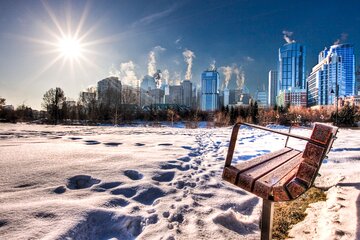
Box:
288;123;338;198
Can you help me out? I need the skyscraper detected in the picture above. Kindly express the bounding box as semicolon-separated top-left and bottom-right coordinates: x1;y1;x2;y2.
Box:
97;77;122;107
278;42;306;91
181;80;193;107
356;66;360;95
324;44;355;96
201;69;220;111
268;70;278;106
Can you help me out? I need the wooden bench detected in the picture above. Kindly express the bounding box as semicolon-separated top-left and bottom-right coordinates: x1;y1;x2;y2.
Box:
222;122;338;240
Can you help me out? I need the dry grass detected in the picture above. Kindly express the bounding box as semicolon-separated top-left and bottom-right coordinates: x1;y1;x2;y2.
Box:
272;187;327;239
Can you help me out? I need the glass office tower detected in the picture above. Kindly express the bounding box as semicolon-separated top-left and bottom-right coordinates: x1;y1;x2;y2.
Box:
307;52;345;107
278;43;306;91
268;70;278;106
324;44;355;96
201;69;220;111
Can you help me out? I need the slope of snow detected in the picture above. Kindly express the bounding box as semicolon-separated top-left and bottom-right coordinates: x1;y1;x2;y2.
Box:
0;123;359;239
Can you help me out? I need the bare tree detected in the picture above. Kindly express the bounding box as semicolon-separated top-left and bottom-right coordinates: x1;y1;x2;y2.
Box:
42;87;66;124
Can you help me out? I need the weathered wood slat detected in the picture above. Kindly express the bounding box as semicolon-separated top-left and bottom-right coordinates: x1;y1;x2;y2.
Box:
310;124;333;145
295;162;318;186
302;142;326;167
252;154;303;199
222;166;240;184
272;166;300;201
223;148;292;185
236;150;301;192
234;147;292;172
286;178;307;199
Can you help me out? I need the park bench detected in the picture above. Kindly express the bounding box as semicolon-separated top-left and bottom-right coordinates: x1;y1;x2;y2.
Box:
222;122;338;240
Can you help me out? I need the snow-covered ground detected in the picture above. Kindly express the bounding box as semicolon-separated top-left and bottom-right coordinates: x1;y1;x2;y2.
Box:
0;123;359;240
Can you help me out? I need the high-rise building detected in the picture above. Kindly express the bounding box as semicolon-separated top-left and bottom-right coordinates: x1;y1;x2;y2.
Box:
97;77;122;107
323;44;355;96
201;69;220;111
307;51;345;107
278;42;306;91
256;90;268;107
268;70;278;106
355;66;360;95
166;85;183;104
181;80;193;107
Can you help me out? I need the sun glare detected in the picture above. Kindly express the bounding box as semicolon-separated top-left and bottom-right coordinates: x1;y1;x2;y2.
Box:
57;37;82;59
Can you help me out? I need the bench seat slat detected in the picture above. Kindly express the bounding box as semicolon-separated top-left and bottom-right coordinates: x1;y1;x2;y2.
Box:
222;148;292;185
234;147;292;172
253;154;303;199
272;166;300;201
236;149;301;192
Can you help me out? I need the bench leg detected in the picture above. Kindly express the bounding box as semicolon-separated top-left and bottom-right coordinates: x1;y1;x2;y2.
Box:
261;199;274;240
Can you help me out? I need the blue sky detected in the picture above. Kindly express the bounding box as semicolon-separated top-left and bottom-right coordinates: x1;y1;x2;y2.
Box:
0;0;359;109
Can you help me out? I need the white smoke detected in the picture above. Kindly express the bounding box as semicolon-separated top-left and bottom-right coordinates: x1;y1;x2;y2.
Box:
233;65;245;90
173;71;181;85
282;30;295;44
210;60;216;71
220;66;232;89
334;33;348;45
108;64;120;78
147;46;166;76
183;49;195;80
120;61;139;87
154;70;162;89
162;69;170;85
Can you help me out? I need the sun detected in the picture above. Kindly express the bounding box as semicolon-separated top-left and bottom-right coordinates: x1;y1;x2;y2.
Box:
57;36;83;59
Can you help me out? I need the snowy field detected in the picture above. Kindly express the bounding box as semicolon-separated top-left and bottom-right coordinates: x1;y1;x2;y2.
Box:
0;123;359;240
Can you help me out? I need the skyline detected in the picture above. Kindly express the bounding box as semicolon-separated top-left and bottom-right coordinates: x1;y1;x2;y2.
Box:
1;0;360;109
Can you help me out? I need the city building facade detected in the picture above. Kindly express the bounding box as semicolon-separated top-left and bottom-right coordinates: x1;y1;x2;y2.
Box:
278;42;306;91
97;77;122;107
201;69;220;111
268;70;278;106
277;88;307;107
307;51;345;107
256;90;268;107
181;80;193;107
323;44;355;96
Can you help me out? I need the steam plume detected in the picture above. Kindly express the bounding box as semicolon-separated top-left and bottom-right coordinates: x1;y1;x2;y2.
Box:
334;33;348;45
147;46;165;76
120;61;139;87
109;64;120;78
282;30;295;44
220;66;232;89
209;60;216;70
173;71;181;85
183;49;195;80
162;69;170;85
233;65;245;90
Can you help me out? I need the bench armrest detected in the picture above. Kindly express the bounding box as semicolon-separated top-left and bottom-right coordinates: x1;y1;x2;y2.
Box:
224;122;316;167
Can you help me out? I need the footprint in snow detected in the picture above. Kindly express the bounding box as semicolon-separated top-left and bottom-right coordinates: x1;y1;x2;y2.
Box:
92;182;122;192
69;137;82;140
158;143;173;146
66;175;101;190
102;197;129;208
151;171;175;182
103;142;122;147
84;140;101;145
110;186;138;198
124;170;143;180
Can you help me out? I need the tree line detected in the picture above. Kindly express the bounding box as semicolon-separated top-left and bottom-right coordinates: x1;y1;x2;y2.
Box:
1;87;359;127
